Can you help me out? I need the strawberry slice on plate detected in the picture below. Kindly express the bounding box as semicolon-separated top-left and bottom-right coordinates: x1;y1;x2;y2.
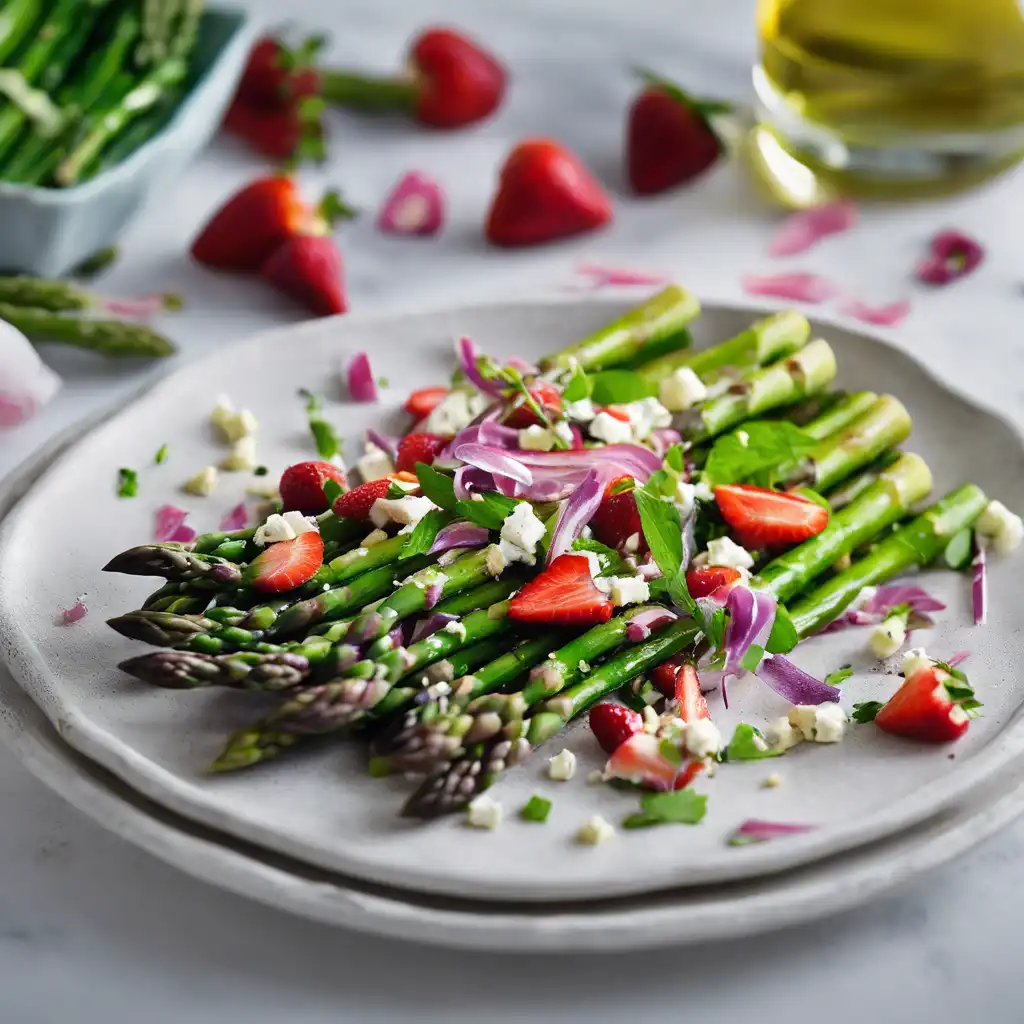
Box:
650;661;711;721
873;664;980;743
279;460;346;515
332;478;391;523
590;475;646;553
404;387;449;420
503;381;563;428
714;483;829;550
605;733;705;791
508;553;613;627
685;565;742;600
246;532;324;593
589;702;643;754
395;432;449;473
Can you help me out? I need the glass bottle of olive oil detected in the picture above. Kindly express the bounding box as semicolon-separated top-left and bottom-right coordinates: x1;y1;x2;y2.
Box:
750;0;1024;206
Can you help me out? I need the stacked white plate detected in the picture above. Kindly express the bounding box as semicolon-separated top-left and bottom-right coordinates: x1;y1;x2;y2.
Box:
3;297;1024;950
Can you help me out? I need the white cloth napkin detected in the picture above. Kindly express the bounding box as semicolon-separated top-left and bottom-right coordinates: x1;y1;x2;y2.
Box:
0;318;61;428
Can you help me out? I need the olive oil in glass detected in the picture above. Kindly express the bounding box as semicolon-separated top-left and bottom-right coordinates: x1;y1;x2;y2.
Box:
750;0;1024;205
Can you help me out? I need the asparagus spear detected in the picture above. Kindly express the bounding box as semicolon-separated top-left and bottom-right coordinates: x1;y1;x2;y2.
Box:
2;303;175;357
788;484;988;636
120;650;315;692
0;0;43;65
795;390;877;441
826;451;901;509
538;285;700;372
103;544;243;584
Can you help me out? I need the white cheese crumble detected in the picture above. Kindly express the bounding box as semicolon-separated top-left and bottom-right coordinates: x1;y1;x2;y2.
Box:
589;410;633;445
498;503;546;566
517;425;556;451
421;389;487;436
703;536;754;571
564;397;596;423
788;703;846;743
221;435;257;472
763;773;782;789
369;495;438;530
766;716;803;752
642;705;661;734
975;499;1024;556
485;543;508;577
622;397;672;441
902;647;931;679
356;443;394;483
659;366;708;412
442;620;468;641
623;532;641;554
254;512;295;546
361;528;388;548
576;815;615;845
594;575;650;607
868;615;906;659
684;718;722;758
548;748;577;781
211;396;258;444
182;465;218;497
674;480;697;519
587;769;606;785
553;420;575;446
280;510;318;536
466;794;502;830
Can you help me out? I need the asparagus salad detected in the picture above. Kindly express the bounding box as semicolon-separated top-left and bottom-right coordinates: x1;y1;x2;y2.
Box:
102;287;1024;844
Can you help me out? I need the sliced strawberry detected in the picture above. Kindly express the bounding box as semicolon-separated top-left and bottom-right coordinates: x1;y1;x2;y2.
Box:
261;235;347;317
485;139;612;248
602;406;631;423
332;478;391;523
714;484;829;550
404;387;449;420
503;382;563;428
685;565;742;600
589;702;643;754
246;532;324;594
650;659;710;721
605;733;705;791
590;475;646;553
874;665;975;743
279;460;346;515
508;553;613;627
395;432;449;474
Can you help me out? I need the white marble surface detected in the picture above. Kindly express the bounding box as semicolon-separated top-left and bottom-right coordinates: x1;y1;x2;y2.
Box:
3;0;1024;1019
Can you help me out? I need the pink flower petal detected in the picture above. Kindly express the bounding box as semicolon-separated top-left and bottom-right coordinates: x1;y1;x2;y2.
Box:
742;272;840;304
154;505;189;542
574;264;671;289
916;230;985;286
169;524;196;543
377;171;445;237
219;502;249;532
61;599;88;625
768;201;858;257
840;297;911;327
947;650;970;667
346;352;378;403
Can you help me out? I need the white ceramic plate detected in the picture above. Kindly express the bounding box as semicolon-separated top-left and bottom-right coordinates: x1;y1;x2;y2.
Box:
2;296;1024;903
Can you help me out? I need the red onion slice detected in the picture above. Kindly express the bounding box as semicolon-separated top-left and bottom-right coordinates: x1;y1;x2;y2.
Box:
917;229;985;286
424;581;443;609
729;819;815;846
61;599;88;625
755;653;841;705
862;585;945;616
972;546;987;626
409;612;459;644
346;352;378;403
154;505;189;542
547;468;603;564
625;608;678;642
453;466;495;500
366;428;399;460
457;337;506;399
377;171;445;237
722;586;777;680
429;522;490;555
454;443;533;485
768;201;858;257
219;503;248;532
839;298;911;327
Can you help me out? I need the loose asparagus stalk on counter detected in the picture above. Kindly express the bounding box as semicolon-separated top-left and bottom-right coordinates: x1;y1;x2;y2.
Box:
1;302;175;357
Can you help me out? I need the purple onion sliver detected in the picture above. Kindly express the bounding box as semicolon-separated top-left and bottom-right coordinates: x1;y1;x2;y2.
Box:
624;608;677;642
862;584;945;616
219;502;249;532
61;600;87;626
947;650;970;667
429;522;490;555
455;443;533;485
169;524;197;543
366;428;398;460
153;504;189;542
453;465;495;499
972;547;987;626
755;653;840;705
424;582;443;609
730;819;816;846
626;622;651;642
547;467;604;564
637;562;663;580
346;352;378;403
457;337;505;398
410;612;459;644
650;427;682;458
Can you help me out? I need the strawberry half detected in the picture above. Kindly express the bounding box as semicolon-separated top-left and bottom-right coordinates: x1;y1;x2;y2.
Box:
508;553;613;627
651;659;710;722
605;733;705;791
590;475;646;553
395;432;449;474
246;532;324;594
261;235;347;317
404;387;449;420
279;460;346;515
410;28;506;128
332;478;391;523
589;702;643;754
503;382;563;428
714;484;829;550
685;565;742;600
485;139;612;248
626;72;728;195
873;664;978;743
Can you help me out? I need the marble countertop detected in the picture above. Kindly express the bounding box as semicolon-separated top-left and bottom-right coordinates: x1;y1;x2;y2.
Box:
3;0;1024;1019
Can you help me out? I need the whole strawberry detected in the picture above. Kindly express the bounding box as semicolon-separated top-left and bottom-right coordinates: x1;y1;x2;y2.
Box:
279;460;346;515
235;35;325;110
626;71;729;195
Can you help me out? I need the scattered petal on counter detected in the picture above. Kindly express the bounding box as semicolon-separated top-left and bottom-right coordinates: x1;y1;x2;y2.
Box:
741;272;840;304
154;505;190;542
60;598;88;626
0;317;61;428
840;297;911;327
728;818;815;846
767;201;858;257
378;171;445;236
102;292;183;319
219;503;250;532
916;229;985;286
346;352;378;402
570;264;671;289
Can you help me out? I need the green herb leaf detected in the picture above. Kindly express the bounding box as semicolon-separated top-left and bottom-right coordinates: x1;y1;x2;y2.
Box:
702;606;727;650
823;665;853;687
589;370;657;406
572;536;628;574
386;482;407;499
455;492;519;532
562;362;592;403
302;391;342;461
521;795;552;823
415;463;457;510
722;723;781;761
740;644;766;675
704;421;817;487
644;469;677;499
943;528;974;571
668;569;698;617
664;444;686;473
154;444;169;465
634;488;682;579
254;465;269;477
852;701;884;724
765;605;798;654
402;509;453;558
658;738;684;766
322;479;344;507
116;467;138;498
622;788;707;829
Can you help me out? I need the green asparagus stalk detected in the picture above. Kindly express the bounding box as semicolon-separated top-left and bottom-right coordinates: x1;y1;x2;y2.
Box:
106;609;218;646
788;484;989;636
103;544;243;584
826;451;901;509
167;0;203;60
120;649;315;691
0;0;43;65
538;285;700;372
2;303;175;357
795;390;878;442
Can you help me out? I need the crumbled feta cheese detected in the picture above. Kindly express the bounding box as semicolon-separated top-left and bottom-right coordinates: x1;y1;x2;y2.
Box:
426;681;452;699
370;495;438;530
247;480;280;500
553;420;575;446
498;539;535;566
182;465;218;497
580;551;601;577
485;543;508;577
589;410;633;445
422;389;487;436
975;499;1024;556
548;748;577;781
361;528;388;548
471;492;485;502
466;794;502;829
577;815;615;845
600;575;651;607
642;705;661;734
442;620;468;641
356;443;394;483
578;659;591;674
684;718;722;758
903;647;931;678
622;397;672;441
704;536;754;571
517;425;556;451
280;510;318;536
211;396;258;444
763;773;782;789
210;394;235;434
642;688;662;706
788;703;846;743
499;502;546;562
788;706;818;741
766;716;803;752
868;615;906;659
588;769;606;785
693;479;713;503
675;480;697;519
221;435;257;472
624;532;641;554
254;512;296;546
736;430;749;447
658;366;707;412
564;397;596;422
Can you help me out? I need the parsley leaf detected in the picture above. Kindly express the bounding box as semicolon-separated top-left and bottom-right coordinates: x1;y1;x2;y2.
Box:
401;509;453;557
740;643;766;674
116;467;138;498
521;795;552;823
589;370;657;406
415;463;457;510
154;444;169;465
322;479;344;507
852;701;884;723
622;788;707;829
664;444;686;473
301;390;342;461
455;492;519;531
634;487;683;579
572;536;628;574
823;665;853;687
562;362;592;403
704;421;817;487
722;723;781;761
